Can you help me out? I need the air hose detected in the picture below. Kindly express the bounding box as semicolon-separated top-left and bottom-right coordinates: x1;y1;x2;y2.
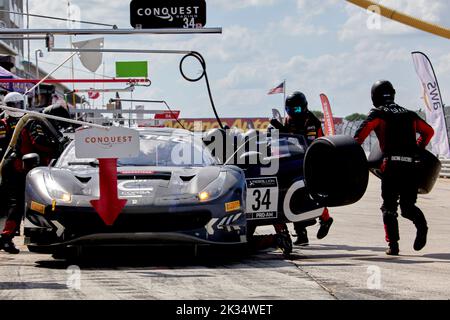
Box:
179;51;225;130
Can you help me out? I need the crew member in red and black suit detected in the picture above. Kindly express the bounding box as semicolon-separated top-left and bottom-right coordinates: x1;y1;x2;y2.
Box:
0;93;24;223
0;103;70;254
354;80;434;255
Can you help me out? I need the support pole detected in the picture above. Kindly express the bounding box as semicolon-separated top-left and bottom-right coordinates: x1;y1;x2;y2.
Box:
0;105;106;129
0;28;223;35
23;52;78;108
0;79;150;84
24;53;77;95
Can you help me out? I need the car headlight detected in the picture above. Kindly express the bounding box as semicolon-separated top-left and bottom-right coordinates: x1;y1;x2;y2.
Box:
43;172;72;203
198;171;227;202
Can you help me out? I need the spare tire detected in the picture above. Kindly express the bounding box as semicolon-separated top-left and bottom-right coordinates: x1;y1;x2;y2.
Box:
417;150;442;194
368;143;441;194
367;142;383;179
304;135;369;207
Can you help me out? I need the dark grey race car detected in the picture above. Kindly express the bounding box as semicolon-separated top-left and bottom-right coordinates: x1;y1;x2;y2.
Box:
24;128;247;254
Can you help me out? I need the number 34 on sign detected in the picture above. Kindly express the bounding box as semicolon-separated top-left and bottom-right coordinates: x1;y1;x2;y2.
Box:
245;178;279;220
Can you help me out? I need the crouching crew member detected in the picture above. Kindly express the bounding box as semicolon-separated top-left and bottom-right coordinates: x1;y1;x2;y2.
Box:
0;104;71;254
0;93;24;218
271;91;334;246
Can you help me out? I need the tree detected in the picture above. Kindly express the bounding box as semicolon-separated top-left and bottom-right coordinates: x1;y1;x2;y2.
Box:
345;113;367;122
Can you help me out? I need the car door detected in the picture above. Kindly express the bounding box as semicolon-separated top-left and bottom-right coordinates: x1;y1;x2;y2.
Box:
243;133;323;227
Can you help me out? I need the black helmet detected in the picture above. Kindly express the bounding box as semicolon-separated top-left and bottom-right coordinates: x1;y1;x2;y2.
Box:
285;91;308;117
371;80;396;107
43;103;71;129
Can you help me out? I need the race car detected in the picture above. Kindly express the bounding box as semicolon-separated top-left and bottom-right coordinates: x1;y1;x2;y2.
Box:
203;129;369;229
24;128;247;255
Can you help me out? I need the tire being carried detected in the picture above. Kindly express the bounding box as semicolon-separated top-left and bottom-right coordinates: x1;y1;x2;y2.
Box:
304;135;369;207
368;142;441;194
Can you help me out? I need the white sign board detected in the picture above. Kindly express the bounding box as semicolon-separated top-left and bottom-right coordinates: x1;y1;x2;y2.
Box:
75;127;140;159
245;178;279;220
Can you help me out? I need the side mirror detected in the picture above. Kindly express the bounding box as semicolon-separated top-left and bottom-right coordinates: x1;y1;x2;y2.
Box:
49;159;57;167
22;153;40;172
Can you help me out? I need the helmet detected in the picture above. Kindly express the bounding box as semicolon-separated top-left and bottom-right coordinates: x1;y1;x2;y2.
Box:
285;91;308;118
4;92;25;117
43;103;71;129
371;80;396;107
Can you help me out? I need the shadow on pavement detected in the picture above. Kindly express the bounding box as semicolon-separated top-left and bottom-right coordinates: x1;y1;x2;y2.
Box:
296;245;450;264
293;263;356;267
295;244;385;266
421;253;450;261
357;256;437;264
298;244;386;253
33;245;293;270
126;270;217;278
294;253;377;260
0;282;67;290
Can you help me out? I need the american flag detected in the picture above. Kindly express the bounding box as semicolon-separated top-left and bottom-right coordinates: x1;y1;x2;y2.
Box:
267;82;285;95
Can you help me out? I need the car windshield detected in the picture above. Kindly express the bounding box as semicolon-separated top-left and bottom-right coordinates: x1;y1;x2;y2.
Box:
59;134;217;168
266;134;309;158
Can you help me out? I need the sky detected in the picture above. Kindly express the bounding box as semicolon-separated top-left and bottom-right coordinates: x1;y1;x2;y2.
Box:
24;0;450;119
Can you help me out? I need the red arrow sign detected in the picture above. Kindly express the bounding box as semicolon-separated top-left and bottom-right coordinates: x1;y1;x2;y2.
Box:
90;158;127;226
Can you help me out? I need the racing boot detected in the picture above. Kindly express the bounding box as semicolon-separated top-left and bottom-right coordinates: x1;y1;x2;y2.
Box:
294;229;309;246
402;207;428;252
400;204;428;251
383;211;400;256
413;225;428;251
0;234;20;254
317;217;334;240
385;242;399;256
275;233;292;258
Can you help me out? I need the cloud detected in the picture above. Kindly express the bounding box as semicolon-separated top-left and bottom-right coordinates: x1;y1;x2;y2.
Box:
438;53;450;75
220;39;408;90
265;0;341;38
22;0;450;119
212;38;414;116
195;25;265;62
29;0;126;28
268;16;328;36
213;0;282;11
296;0;341;18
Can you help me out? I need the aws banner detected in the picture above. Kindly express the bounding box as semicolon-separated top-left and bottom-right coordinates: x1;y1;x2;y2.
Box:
412;51;450;158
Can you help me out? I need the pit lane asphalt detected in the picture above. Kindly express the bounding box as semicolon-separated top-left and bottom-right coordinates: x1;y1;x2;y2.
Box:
1;176;449;300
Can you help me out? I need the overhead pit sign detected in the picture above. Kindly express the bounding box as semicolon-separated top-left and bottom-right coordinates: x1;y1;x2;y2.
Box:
75;127;140;159
130;0;207;29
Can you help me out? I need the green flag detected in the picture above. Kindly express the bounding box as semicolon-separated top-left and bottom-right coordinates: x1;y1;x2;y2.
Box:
115;61;148;78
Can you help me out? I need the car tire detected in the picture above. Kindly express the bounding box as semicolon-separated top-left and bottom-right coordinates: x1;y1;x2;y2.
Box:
304;135;369;207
